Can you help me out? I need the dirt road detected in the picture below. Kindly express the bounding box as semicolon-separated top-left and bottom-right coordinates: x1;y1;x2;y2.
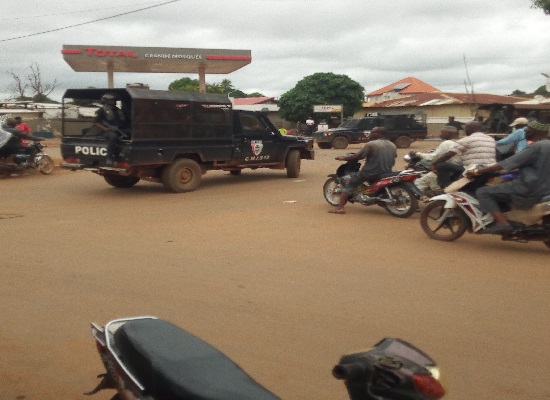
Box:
1;142;549;400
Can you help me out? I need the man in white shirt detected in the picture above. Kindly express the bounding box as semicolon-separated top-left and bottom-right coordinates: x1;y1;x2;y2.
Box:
305;116;315;136
410;125;459;196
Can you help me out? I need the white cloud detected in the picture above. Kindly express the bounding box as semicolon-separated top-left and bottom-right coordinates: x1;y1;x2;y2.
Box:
0;0;548;101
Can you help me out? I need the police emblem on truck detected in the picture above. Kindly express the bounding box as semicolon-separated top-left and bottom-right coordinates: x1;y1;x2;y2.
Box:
74;146;108;156
251;140;263;156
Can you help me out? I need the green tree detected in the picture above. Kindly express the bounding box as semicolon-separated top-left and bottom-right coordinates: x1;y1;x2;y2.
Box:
247;91;265;98
168;77;248;96
168;77;200;92
532;0;550;14
278;72;364;123
511;89;527;96
534;85;549;95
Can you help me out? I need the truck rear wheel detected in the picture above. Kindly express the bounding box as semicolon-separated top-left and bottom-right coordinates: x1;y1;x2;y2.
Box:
103;175;140;188
394;135;412;149
286;149;301;178
162;158;202;192
331;136;349;149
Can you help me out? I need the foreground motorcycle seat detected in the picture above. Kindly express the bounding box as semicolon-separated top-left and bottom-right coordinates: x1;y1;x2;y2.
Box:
114;319;280;400
378;171;399;179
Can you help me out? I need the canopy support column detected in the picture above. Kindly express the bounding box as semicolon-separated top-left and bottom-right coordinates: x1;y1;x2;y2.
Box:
198;63;206;93
107;61;114;88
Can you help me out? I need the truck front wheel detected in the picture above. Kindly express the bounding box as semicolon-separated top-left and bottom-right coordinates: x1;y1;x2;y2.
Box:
332;136;349;149
162;158;202;192
286;150;301;178
394;136;412;149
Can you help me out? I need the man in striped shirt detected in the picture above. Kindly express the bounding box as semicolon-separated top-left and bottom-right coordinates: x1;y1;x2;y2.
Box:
430;121;496;188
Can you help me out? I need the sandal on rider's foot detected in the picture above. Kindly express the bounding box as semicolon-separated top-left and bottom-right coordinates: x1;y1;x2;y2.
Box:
328;209;345;214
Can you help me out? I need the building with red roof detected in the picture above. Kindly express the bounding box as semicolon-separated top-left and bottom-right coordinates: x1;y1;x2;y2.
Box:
366;77;440;102
232;97;276;106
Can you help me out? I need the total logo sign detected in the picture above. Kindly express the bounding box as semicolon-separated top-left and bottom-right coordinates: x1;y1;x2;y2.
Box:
62;47;138;58
75;146;108;156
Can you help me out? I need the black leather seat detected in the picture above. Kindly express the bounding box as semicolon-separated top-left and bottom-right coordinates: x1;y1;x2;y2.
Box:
114;319;280;400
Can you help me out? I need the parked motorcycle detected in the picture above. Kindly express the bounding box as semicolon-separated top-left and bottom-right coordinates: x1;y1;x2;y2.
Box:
0;140;55;179
87;316;445;400
419;170;550;249
323;157;423;218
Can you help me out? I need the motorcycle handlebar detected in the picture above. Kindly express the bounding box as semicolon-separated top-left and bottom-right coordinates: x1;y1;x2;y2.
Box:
332;362;367;380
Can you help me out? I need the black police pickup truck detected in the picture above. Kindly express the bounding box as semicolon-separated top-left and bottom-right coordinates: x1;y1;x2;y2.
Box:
60;88;314;192
313;113;427;149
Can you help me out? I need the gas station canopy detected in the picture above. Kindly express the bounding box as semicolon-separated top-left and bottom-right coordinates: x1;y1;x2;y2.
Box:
61;44;252;91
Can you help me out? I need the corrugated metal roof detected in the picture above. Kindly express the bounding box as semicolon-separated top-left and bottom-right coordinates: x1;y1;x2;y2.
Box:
365;92;530;108
367;77;440;96
62;88;231;105
232;97;276;105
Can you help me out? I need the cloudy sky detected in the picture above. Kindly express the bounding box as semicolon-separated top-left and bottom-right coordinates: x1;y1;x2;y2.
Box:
0;0;548;102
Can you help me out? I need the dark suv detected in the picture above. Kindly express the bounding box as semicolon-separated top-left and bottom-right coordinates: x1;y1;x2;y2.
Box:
313;114;427;149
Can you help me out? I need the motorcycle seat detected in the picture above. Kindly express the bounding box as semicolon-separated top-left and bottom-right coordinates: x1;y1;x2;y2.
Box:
114;319;279;400
378;171;399;178
366;171;399;183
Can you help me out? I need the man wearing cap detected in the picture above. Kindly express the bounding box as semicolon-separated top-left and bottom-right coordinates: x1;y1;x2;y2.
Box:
467;120;550;233
496;117;529;155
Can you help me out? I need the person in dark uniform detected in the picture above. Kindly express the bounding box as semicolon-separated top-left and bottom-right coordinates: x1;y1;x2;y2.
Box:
93;93;126;165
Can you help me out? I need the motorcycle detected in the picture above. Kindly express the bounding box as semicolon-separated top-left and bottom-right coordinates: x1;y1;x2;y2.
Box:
419;168;550;249
87;316;445;400
323;157;423;218
0;139;55;179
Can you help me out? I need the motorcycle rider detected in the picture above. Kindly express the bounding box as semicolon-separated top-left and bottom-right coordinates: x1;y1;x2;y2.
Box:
328;126;397;214
93;93;126;165
410;125;460;198
430;120;496;188
495;117;529;159
467;120;550;234
0;118;42;160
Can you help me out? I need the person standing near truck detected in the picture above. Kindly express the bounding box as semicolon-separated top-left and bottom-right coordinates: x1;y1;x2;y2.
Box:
94;93;126;165
305;116;315;136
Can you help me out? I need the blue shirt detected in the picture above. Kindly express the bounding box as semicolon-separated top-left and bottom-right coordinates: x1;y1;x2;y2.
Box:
496;128;527;153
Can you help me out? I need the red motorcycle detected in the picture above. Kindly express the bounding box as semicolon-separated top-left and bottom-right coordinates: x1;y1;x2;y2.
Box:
323;158;423;218
87;316;445;400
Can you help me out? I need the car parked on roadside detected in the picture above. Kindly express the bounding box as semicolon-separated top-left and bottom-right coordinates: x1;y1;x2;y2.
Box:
313;113;427;149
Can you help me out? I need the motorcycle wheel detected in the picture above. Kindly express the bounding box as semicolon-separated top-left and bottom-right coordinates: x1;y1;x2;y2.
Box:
384;185;418;218
420;200;469;241
323;178;342;206
38;155;55;175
